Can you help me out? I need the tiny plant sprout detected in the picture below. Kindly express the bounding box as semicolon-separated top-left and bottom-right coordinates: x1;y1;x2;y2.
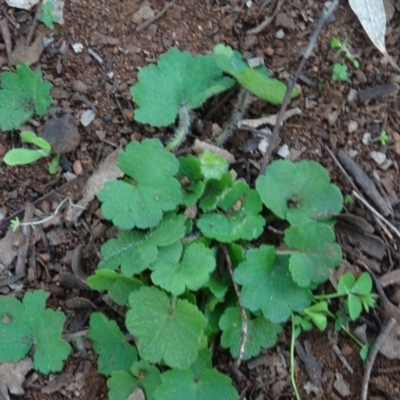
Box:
332;63;348;81
4;131;51;166
37;0;61;30
378;130;389;145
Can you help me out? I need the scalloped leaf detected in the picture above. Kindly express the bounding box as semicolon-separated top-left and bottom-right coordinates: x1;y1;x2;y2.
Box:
126;286;208;369
234;246;312;323
198;182;265;242
198;150;229;180
0;290;70;374
0;63;52;131
178;155;205;207
107;361;161;400
219;307;282;360
131;48;235;126
256;159;343;224
213;44;299;105
150;242;216;295
88;312;138;375
98;213;187;276
154;368;238;400
199;172;234;212
98;139;182;230
284;220;342;287
87;269;143;306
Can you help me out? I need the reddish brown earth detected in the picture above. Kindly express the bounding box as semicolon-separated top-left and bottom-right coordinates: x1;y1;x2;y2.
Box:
1;0;400;399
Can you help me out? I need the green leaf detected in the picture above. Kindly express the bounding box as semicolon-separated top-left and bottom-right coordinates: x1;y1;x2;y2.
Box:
0;290;70;373
98;213;187;276
213;44;299;105
98;139;182;230
219;307;282;360
3;148;48;166
20;131;51;153
87;269;143;306
88;312;138;375
178;155;205;206
234;246;312;323
131;47;235;126
351;272;373;295
199;172;233;212
38;0;60;29
256;159;343;224
347;295;362;320
303;302;328;331
198;183;265;242
150;242;216;295
108;361;162;400
48;154;60;174
126;286;208;369
330;37;342;49
284;220;342;287
198;150;229;180
154;368;238;400
0;63;52;131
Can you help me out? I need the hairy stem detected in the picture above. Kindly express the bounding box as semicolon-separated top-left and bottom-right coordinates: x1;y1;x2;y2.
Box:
166;104;191;151
216;88;253;146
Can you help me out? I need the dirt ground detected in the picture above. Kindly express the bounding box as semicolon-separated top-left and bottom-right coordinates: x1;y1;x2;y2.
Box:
1;0;400;399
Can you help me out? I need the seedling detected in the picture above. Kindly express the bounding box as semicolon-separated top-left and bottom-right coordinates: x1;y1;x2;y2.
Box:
376;130;389;145
4;131;51;165
332;62;348;81
344;194;355;204
4;131;62;174
330;37;360;68
37;0;61;30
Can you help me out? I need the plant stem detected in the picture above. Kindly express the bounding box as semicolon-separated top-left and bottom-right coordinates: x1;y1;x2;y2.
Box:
290;313;302;400
216;88;253;146
169;295;177;315
166;104;190;151
313;292;343;300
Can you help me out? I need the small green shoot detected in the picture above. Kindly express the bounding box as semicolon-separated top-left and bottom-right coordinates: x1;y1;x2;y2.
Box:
37;0;61;30
330;37;359;68
344;194;355;204
332;63;348;81
4;131;51;166
377;130;389;146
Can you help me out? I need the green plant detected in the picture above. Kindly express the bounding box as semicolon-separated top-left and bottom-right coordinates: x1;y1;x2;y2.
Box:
131;45;299;148
330;37;359;82
330;37;360;68
0;45;376;400
0;290;71;373
332;62;348;81
82;134;354;400
0;62;52;132
377;130;389;145
37;0;60;30
4;130;51;164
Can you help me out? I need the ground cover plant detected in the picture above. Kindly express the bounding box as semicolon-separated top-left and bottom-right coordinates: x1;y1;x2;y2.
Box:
0;44;377;400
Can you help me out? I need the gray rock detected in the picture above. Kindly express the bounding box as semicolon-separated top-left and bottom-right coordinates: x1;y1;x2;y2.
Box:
42;114;81;154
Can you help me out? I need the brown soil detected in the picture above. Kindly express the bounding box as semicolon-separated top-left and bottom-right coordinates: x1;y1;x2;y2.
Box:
1;0;400;399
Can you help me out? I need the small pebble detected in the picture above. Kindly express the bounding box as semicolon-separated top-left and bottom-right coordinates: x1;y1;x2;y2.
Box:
80;109;96;127
276;29;285;39
277;144;290;158
362;132;371;145
370;151;386;165
347;120;358;134
72;160;83;175
103;114;112;123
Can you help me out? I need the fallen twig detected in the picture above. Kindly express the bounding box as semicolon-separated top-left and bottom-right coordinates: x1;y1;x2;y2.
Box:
352;191;400;240
259;0;339;174
15;203;35;276
136;1;175;32
361;317;396;400
0;18;12;60
246;0;285;35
